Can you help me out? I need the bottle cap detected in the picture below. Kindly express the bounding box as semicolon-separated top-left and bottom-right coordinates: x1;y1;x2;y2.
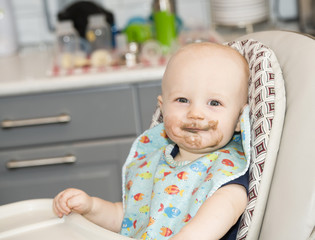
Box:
87;14;107;27
152;0;176;13
56;20;76;35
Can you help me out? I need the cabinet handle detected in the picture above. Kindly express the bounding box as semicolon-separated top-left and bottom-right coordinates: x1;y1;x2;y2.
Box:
1;113;71;129
6;155;76;169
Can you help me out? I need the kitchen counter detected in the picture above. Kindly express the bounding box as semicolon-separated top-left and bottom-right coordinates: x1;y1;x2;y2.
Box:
0;47;165;205
0;47;165;97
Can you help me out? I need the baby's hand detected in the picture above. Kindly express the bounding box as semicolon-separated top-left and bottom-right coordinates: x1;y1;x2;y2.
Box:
53;188;93;218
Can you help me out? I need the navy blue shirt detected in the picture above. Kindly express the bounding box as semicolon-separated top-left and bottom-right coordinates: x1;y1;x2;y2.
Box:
171;144;249;240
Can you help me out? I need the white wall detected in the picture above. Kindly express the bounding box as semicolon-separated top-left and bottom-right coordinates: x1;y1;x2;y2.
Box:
11;0;297;46
11;0;213;46
12;0;54;45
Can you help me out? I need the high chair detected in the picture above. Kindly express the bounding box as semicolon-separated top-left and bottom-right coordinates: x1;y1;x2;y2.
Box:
0;30;314;240
236;30;315;240
150;30;315;240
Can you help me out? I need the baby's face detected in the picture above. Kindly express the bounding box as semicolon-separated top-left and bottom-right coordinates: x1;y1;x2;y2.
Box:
159;43;248;155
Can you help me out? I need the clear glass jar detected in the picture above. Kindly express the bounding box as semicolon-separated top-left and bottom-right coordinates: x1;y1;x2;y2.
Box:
86;14;112;53
56;20;80;69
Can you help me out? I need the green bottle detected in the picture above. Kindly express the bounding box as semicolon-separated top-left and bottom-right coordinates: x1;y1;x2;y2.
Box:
152;0;177;52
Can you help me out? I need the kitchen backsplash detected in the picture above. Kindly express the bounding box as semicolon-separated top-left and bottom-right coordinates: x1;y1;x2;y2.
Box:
12;0;212;46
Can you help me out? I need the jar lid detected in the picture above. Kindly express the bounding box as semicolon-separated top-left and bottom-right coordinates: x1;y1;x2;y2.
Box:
56;20;76;35
87;14;107;27
152;0;176;13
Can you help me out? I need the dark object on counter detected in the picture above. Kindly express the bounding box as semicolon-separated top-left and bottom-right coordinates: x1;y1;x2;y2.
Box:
58;1;115;40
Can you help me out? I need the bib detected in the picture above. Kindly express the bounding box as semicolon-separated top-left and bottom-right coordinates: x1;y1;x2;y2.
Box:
121;107;250;239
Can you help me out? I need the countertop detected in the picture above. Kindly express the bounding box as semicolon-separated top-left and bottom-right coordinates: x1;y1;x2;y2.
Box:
0;47;165;98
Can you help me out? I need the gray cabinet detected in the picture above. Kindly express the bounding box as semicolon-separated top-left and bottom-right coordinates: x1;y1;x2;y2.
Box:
137;81;162;132
0;86;137;148
0;81;161;205
0;138;133;203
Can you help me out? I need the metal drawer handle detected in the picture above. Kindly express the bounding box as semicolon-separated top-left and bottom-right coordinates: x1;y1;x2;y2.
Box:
1;113;71;129
6;154;76;169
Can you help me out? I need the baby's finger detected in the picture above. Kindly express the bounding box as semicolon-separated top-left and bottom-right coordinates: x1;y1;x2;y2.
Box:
53;198;66;218
55;200;71;217
53;189;74;216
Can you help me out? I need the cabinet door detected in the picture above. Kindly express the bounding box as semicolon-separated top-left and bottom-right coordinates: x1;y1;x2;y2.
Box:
0;85;137;149
0;138;135;205
137;81;162;132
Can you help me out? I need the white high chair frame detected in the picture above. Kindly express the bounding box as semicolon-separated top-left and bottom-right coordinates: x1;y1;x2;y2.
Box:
237;31;315;240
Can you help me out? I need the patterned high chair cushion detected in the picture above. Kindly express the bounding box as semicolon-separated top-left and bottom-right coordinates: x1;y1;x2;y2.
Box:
150;39;286;240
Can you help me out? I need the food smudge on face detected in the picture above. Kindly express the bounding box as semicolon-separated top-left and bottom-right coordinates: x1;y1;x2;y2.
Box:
208;120;218;130
183;134;201;147
179;120;222;148
180;120;218;133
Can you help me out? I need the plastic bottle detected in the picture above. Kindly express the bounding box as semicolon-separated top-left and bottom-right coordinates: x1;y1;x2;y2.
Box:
56;20;80;69
152;0;177;53
86;14;112;52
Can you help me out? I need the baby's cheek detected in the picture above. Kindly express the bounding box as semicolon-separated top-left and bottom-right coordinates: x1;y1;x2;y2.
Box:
163;116;181;138
205;131;224;147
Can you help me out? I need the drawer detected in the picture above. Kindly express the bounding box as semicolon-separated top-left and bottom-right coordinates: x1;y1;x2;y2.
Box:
0;162;122;205
0;137;135;205
0;86;137;149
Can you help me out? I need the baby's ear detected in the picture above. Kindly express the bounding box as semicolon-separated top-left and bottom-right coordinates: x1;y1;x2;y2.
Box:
157;95;163;109
235;104;248;132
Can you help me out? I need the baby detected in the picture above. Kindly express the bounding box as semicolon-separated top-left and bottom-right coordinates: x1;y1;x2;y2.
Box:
53;42;249;240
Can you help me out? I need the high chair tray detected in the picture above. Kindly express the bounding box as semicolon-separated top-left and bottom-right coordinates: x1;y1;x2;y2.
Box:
0;199;132;240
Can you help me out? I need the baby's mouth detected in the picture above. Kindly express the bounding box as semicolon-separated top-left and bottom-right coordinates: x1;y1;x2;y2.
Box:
182;126;207;133
176;120;221;148
181;121;218;133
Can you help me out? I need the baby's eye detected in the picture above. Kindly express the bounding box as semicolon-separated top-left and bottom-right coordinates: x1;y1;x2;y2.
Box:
208;100;221;106
176;98;189;103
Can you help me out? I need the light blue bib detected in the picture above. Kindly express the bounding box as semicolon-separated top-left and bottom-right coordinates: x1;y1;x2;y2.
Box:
121;108;250;240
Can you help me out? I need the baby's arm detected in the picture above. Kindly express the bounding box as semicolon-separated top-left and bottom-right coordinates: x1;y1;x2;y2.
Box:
53;188;123;233
171;184;247;240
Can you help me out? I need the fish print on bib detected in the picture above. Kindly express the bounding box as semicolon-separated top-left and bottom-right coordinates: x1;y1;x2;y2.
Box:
121;117;250;240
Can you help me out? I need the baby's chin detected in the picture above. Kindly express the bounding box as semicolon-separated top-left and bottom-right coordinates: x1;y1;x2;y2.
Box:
167;127;226;154
177;141;224;154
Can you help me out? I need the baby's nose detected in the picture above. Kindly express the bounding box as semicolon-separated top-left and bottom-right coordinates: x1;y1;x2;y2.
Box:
187;105;205;120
